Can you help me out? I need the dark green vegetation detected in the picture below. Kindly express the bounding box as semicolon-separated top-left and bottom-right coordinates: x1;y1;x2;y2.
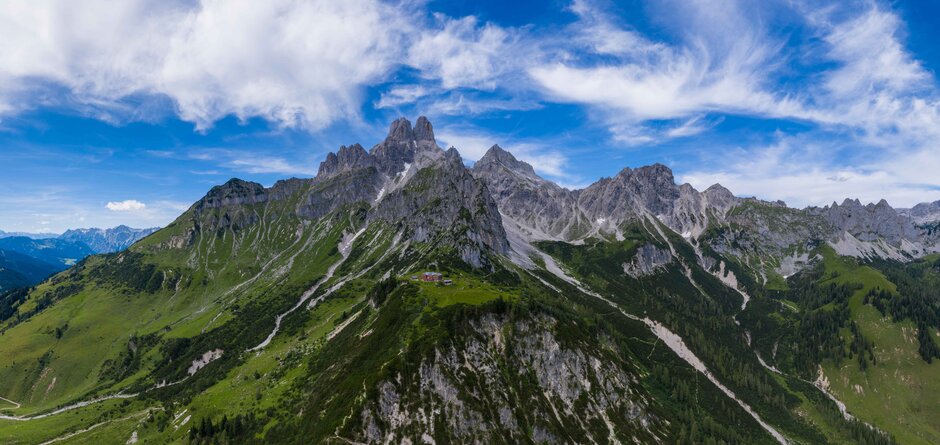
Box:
739;248;940;444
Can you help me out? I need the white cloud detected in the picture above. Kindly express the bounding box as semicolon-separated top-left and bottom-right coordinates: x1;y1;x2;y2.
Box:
679;135;940;208
226;156;316;176
0;0;412;130
408;15;519;91
529;0;807;144
0;0;534;129
531;1;940;152
106;200;147;212
375;85;430;109
805;6;940;148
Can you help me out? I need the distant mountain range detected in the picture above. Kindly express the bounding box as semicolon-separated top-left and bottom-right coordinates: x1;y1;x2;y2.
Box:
0;225;158;290
0;230;58;240
59;225;160;253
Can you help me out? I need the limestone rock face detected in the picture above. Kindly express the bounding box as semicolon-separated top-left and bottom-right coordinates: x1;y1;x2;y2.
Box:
372;147;508;267
357;314;664;444
197;179;268;210
808;199;920;243
471;145;588;240
579;164;680;223
623;244;673;278
471;142;940;272
183;116;507;268
317;144;374;179
181;117;940;271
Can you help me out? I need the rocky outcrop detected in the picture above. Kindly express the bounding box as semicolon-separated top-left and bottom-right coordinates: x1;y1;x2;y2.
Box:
196;179;268;210
176;117;508;268
579;164;680;223
368;116;443;177
356;314;664;444
808;199;921;244
623;244;673;277
316;144;374;179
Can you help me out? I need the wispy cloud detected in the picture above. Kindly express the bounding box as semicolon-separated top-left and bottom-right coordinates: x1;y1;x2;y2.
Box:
679;132;940;208
226;156;316;176
530;0;803;143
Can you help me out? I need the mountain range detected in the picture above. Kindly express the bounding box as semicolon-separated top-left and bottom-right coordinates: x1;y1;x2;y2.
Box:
0;226;159;290
0;117;938;444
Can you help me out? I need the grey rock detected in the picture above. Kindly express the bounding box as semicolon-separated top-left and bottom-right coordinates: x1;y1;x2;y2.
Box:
898;199;940;224
471;145;588;240
623;244;673;278
316;143;373;179
178;117;507;268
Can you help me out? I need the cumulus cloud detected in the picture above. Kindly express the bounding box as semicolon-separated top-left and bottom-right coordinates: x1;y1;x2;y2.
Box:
106;200;147;212
0;0;431;130
0;0;536;129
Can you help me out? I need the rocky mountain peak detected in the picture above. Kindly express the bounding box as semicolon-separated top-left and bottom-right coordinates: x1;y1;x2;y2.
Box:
414;115;435;142
198;179;268;210
444;146;462;161
386;117;414;143
317;143;373;179
476;144;539;179
811;196;918;243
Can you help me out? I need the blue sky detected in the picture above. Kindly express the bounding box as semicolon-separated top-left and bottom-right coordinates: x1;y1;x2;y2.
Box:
1;0;939;233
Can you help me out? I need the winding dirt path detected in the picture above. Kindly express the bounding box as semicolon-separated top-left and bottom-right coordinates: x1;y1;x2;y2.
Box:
0;396;20;409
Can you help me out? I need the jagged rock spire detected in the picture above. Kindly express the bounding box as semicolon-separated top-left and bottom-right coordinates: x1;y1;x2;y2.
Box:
414;116;435;142
387;117;414;142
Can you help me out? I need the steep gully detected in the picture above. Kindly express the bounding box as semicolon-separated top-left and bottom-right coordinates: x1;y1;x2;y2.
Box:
249;227;366;351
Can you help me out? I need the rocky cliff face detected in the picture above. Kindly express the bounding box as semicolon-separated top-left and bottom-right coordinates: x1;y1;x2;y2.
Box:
356;314;665;444
174;117;940;272
370;146;509;267
472;152;741;245
809;199;921;243
471;145;588;241
578;164;680;223
176;117;507;268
